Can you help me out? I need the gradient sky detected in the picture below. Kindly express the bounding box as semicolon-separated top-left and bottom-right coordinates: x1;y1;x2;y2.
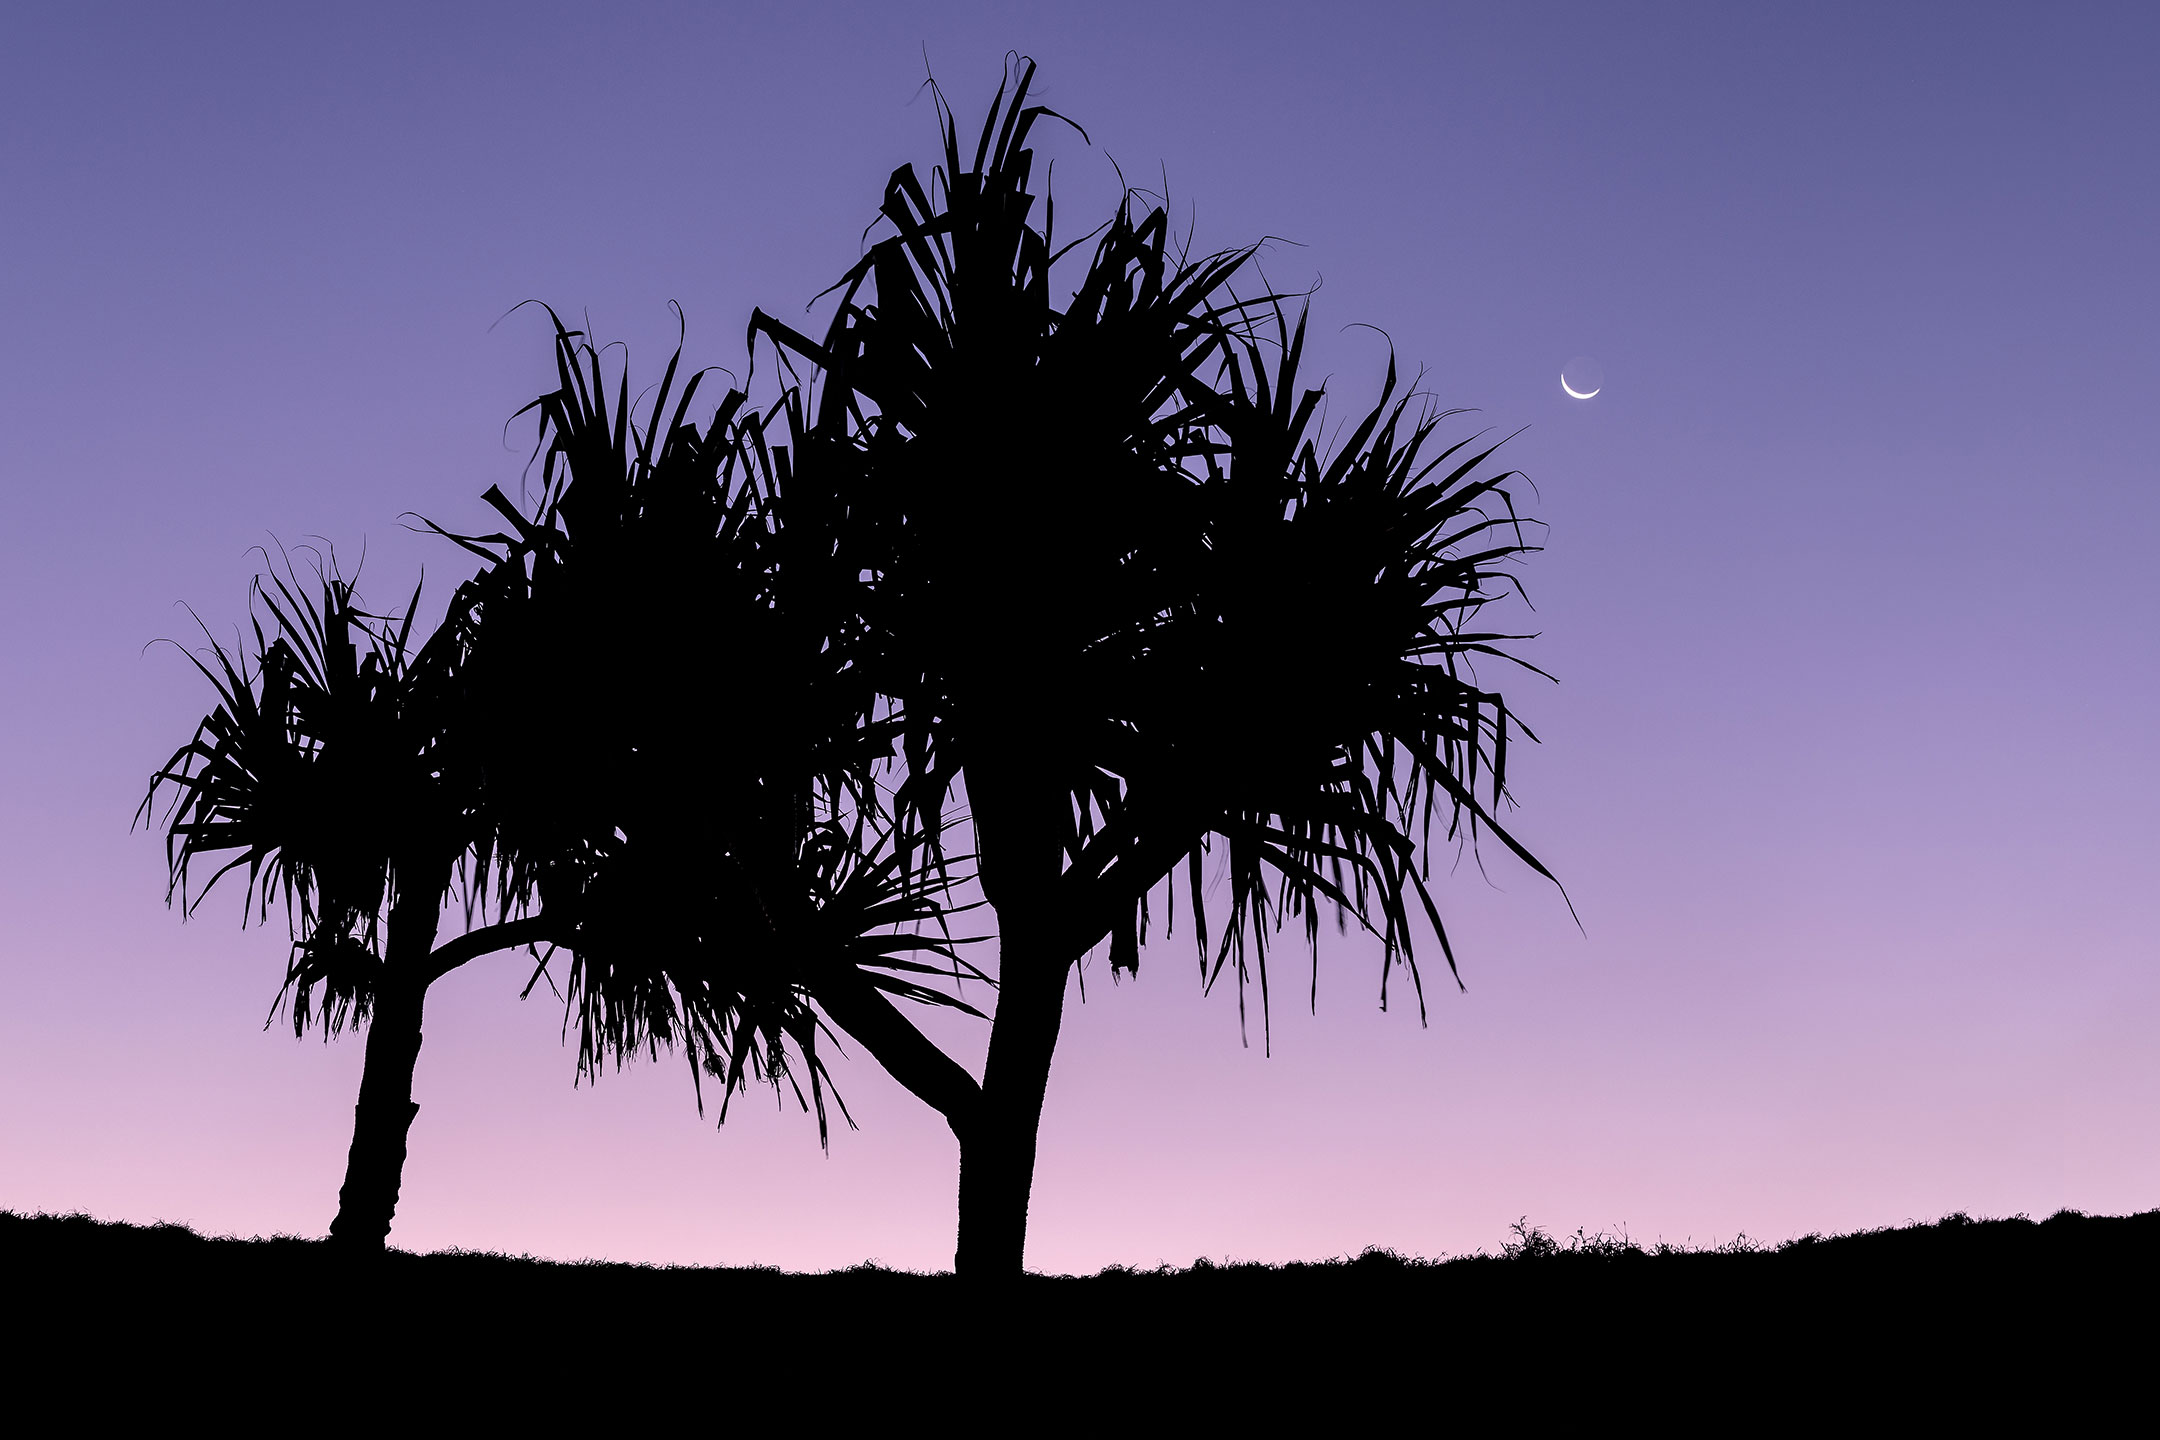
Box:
3;2;2155;1273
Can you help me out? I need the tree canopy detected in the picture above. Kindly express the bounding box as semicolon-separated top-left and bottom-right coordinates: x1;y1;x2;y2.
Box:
145;58;1556;1271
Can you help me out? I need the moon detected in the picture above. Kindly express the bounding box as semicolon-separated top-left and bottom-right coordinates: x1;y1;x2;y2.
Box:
1561;354;1605;400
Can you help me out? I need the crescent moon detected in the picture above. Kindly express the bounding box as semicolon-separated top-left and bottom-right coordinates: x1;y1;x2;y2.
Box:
1561;375;1599;399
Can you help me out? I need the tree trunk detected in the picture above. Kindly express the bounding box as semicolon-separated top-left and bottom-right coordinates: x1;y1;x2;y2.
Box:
327;975;427;1251
953;914;1073;1277
328;879;444;1252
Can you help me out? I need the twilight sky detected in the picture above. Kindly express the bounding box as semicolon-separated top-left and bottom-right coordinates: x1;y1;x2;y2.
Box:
2;2;2155;1272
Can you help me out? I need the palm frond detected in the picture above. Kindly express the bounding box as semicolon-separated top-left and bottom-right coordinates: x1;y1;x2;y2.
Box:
441;314;977;1140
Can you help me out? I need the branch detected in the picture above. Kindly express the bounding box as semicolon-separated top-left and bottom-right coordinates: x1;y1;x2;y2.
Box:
1059;810;1199;955
812;967;982;1140
424;915;562;984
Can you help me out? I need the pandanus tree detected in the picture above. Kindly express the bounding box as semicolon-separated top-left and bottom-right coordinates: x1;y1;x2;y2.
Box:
439;313;987;1136
143;312;988;1253
142;561;557;1250
753;63;1560;1275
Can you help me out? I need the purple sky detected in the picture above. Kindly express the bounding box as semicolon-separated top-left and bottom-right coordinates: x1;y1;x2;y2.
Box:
3;3;2155;1272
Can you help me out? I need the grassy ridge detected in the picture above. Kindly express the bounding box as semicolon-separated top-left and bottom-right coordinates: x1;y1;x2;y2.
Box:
11;1202;2156;1277
8;1207;2149;1415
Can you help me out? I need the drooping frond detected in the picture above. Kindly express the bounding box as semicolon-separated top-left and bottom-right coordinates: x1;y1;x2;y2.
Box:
1175;306;1557;1032
434;312;977;1139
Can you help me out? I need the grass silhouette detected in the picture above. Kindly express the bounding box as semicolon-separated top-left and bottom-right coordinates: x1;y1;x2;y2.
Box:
9;1205;2148;1416
15;1201;2148;1284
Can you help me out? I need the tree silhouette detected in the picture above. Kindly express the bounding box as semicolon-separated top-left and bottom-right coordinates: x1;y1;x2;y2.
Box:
142;309;992;1252
753;62;1558;1276
142;314;990;1248
436;313;987;1141
141;62;1556;1274
142;559;555;1250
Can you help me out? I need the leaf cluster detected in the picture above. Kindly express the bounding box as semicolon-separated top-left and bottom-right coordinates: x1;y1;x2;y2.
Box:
430;309;982;1135
753;59;1557;1043
142;553;471;1035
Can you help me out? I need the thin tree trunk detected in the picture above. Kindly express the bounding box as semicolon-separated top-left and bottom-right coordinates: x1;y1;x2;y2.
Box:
327;973;427;1251
328;879;445;1252
953;914;1073;1277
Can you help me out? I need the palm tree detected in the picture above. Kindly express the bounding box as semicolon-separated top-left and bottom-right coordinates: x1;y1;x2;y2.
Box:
436;313;987;1141
142;557;556;1251
753;62;1560;1276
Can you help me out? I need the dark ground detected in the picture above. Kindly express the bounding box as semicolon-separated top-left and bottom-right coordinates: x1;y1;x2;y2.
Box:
4;1207;2150;1421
